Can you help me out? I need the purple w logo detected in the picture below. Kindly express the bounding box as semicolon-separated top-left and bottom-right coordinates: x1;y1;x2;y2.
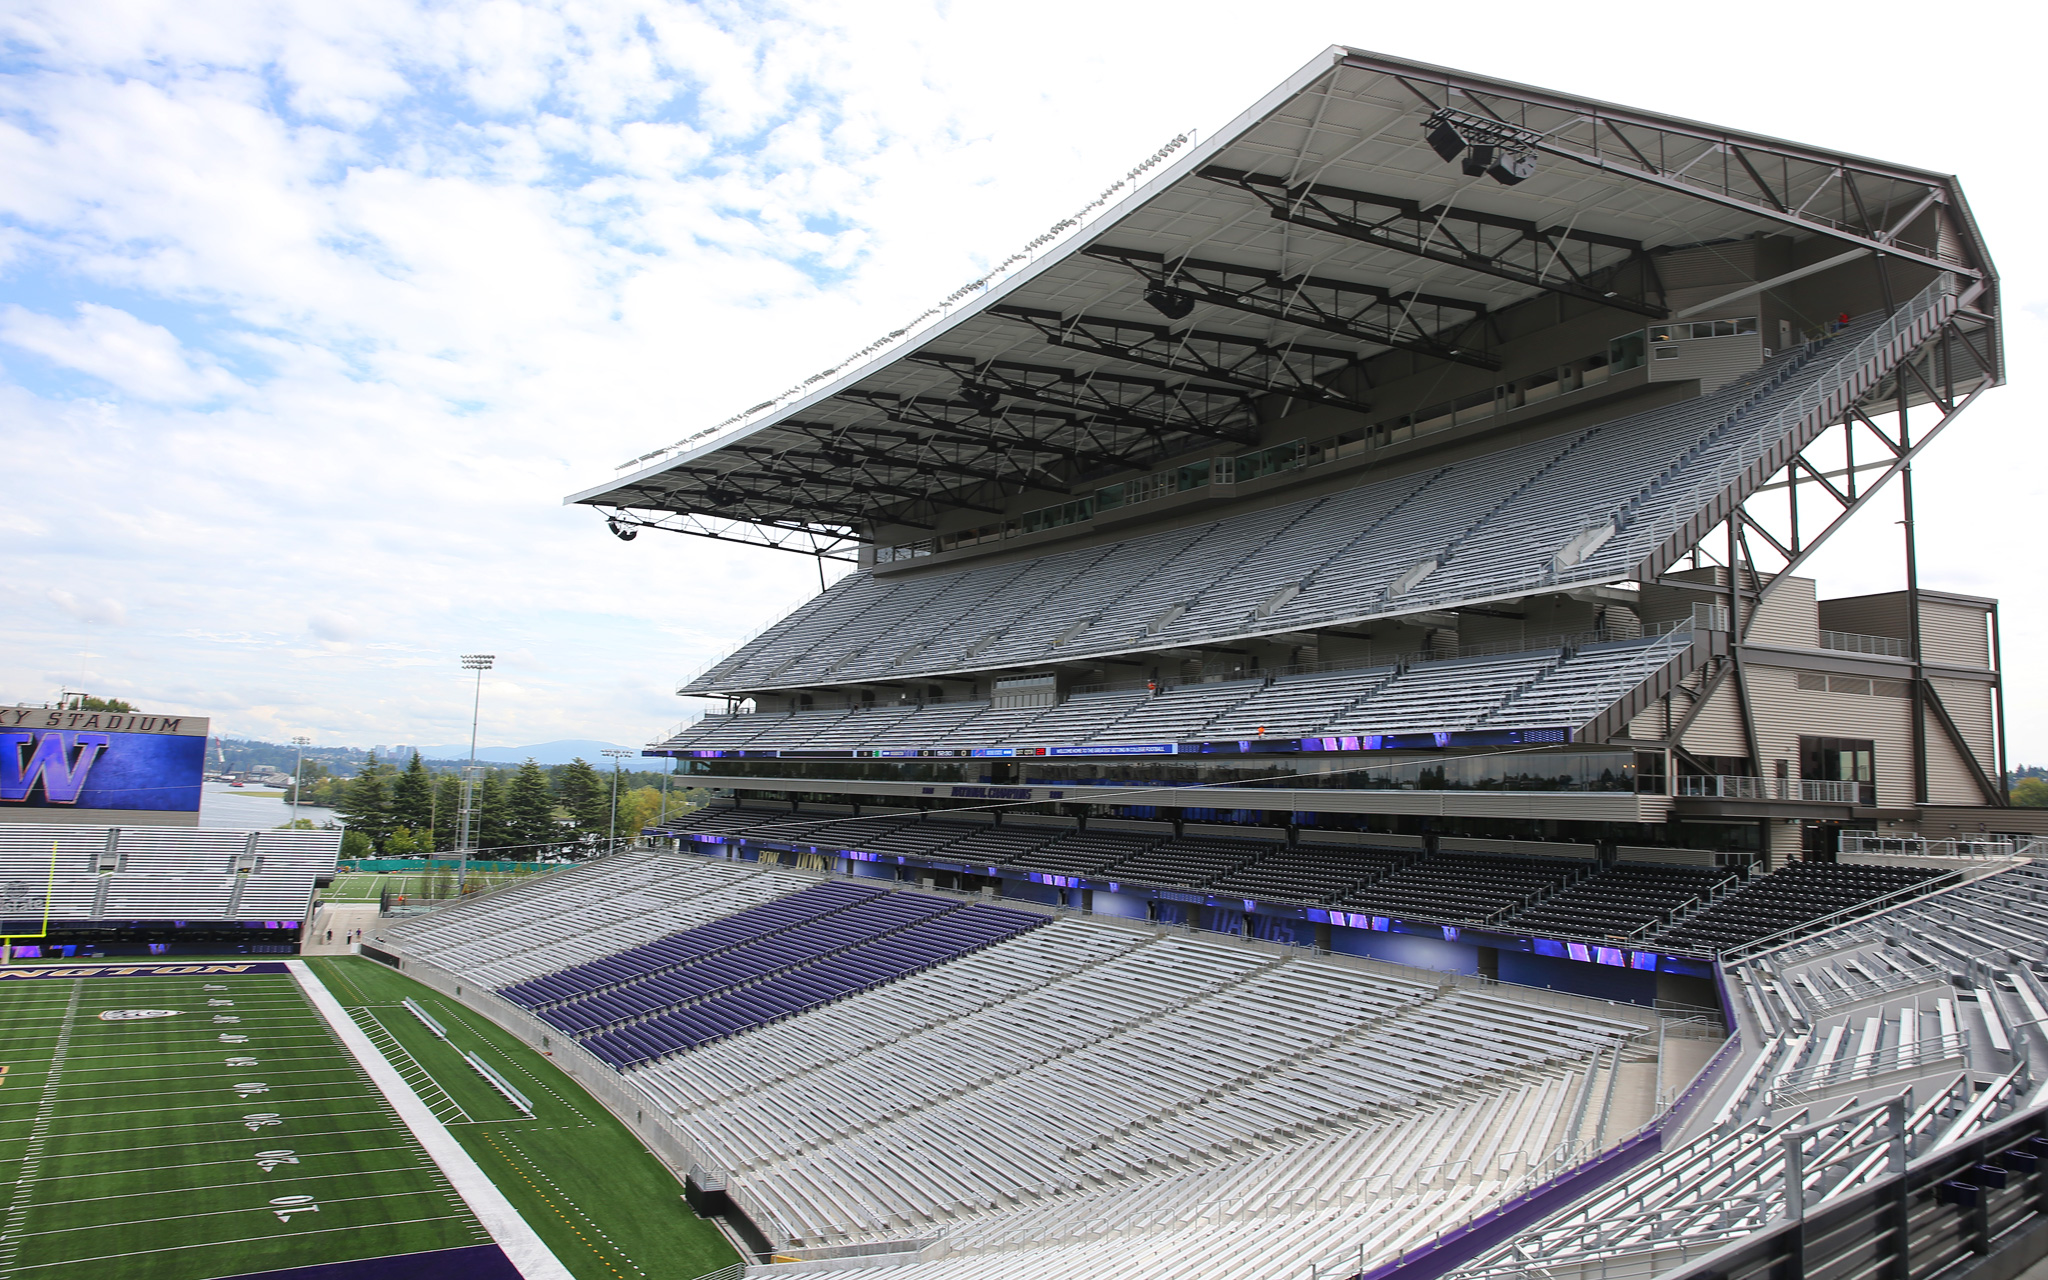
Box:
0;733;111;804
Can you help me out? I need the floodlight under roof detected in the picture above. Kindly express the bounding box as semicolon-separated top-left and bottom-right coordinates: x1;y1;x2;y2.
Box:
1143;287;1196;320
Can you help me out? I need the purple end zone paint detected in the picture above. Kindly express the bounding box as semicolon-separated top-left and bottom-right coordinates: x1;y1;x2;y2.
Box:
209;1243;523;1280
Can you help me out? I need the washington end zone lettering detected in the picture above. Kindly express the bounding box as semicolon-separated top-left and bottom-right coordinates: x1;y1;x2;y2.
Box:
0;729;205;813
0;732;107;804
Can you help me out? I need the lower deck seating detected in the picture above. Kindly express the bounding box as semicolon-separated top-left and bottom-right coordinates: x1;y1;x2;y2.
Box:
621;919;1651;1249
384;850;815;988
580;896;1048;1067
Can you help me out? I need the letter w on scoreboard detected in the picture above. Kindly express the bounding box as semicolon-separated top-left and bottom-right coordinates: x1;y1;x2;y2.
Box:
0;732;110;804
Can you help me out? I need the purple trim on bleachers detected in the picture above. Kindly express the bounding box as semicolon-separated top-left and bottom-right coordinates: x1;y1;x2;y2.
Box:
498;880;883;1008
584;900;1048;1068
1353;1130;1666;1280
1350;959;1744;1280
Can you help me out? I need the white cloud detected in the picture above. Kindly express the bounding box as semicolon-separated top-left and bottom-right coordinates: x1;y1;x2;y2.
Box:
0;303;242;403
0;0;2039;757
46;588;128;626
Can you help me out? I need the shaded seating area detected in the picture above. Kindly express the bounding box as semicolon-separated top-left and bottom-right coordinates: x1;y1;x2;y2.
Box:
1500;864;1734;940
1653;862;1944;951
1336;853;1587;925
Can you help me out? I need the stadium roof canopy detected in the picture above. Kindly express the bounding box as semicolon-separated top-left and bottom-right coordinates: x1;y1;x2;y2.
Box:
566;46;1995;559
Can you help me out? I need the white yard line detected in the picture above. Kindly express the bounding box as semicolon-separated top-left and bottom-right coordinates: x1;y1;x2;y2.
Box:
287;960;573;1280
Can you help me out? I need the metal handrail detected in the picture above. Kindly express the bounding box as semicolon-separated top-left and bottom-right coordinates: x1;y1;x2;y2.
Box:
1819;629;1910;658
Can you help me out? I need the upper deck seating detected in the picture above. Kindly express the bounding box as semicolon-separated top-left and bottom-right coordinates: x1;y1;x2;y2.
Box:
1479;634;1693;729
1200;666;1398;738
1091;680;1266;742
1326;651;1562;734
651;636;1688;759
685;306;1932;697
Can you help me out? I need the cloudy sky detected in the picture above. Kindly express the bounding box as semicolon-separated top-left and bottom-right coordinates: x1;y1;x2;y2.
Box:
3;1;2040;758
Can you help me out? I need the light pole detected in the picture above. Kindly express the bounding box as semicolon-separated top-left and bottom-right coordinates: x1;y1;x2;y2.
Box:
602;749;631;854
291;736;310;812
458;654;495;893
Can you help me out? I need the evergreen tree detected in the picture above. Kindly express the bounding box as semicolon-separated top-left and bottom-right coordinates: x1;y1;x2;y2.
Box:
504;759;559;859
475;770;512;852
390;752;433;834
557;757;609;835
335;751;393;851
431;773;463;851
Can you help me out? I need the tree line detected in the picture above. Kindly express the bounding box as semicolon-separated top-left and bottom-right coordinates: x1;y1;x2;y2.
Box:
307;752;706;859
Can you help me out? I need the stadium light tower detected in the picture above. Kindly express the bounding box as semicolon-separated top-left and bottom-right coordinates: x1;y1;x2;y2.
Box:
290;736;310;810
457;654;495;893
602;749;632;853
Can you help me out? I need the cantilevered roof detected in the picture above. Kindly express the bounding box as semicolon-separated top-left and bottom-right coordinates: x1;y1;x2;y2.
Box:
566;46;1994;557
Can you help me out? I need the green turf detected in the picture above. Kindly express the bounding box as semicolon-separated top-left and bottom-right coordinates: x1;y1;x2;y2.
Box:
320;871;545;904
307;957;740;1280
0;966;489;1279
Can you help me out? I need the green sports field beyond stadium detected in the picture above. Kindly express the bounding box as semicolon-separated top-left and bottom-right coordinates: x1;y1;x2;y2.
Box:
0;957;738;1280
321;870;549;904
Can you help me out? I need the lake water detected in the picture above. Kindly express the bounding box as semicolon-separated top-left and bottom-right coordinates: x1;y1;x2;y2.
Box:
200;782;342;831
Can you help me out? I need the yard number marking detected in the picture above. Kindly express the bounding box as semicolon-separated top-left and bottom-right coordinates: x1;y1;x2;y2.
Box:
254;1149;300;1173
242;1112;284;1131
269;1194;318;1221
212;1015;242;1024
219;1033;249;1043
226;1056;259;1067
233;1082;271;1098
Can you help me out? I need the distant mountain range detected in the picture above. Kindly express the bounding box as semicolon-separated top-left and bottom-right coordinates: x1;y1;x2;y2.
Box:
415;739;640;767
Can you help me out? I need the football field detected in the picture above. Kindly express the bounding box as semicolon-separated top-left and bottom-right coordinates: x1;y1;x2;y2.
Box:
0;962;493;1280
307;956;738;1280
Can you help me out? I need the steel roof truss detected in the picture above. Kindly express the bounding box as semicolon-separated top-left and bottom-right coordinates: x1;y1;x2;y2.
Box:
1425;91;1972;279
834;388;1151;473
991;304;1373;411
777;421;1018;496
597;506;863;559
1083;244;1501;371
645;464;897;526
1199;165;1668;319
907;353;1262;450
